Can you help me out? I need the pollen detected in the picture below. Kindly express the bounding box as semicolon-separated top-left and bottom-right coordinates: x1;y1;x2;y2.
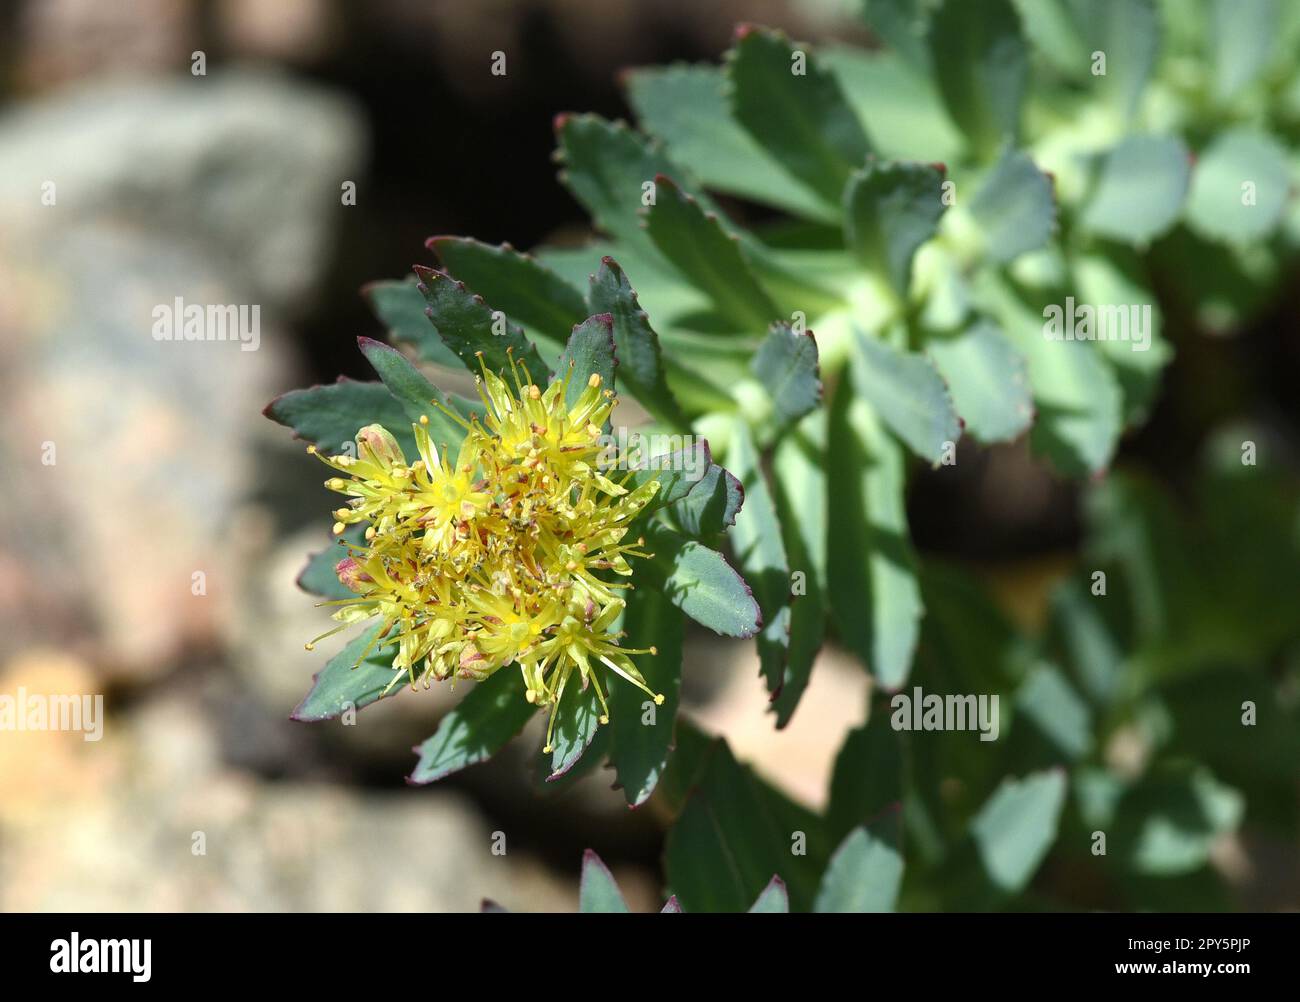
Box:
306;357;663;748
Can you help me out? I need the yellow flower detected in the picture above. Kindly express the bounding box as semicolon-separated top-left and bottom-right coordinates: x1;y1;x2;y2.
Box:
306;352;665;752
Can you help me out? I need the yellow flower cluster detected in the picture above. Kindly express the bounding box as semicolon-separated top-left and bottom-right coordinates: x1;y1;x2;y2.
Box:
306;354;664;751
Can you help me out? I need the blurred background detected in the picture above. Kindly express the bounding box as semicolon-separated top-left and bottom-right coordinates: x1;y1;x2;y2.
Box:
0;0;1295;911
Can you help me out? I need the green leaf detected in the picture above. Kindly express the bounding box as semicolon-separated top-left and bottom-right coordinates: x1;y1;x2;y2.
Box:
428;236;587;345
586;257;688;428
849;329;962;465
292;622;403;722
927;0;1027;160
1071;250;1171;425
967;150;1056;264
626;440;715;516
748;876;790;913
751;322;821;429
411;265;549;378
1016;0;1158;121
363;277;463;370
969;770;1067;892
642;524;761;639
643;174;778;331
844;160;947;297
264;378;416;457
1211;0;1277;101
1114;765;1244;875
813;827;904;913
923;319;1033;444
1185;128;1292;246
1081;134;1191;245
554;313;616;409
827;377;923;688
357;337;473;450
296;527;363;601
858;0;933;71
978;272;1122;476
819;47;964;163
727;423;791;697
607;585;684;806
545;676;602;779
408;669;537;784
770;410;829;726
668;460;745;538
1048;576;1125;706
578;850;631;913
555;113;707;261
726;25;871;207
664;736;828;911
625;64;837;223
827;710;904;847
1013;664;1093;761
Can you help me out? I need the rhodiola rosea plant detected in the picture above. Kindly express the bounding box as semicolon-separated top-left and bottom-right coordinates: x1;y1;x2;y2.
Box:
267;0;1300;911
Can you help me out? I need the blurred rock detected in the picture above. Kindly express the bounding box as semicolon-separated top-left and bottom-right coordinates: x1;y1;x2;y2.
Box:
0;70;366;310
0;71;365;677
0;677;574;912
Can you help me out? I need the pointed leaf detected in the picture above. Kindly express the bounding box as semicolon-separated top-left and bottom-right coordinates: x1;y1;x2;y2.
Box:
264;378;416;456
644;173;777;330
408;669;536;784
546;677;602;779
411;265;548;377
554;313;616;408
923;319;1033;444
727;424;790;697
978;272;1122;476
578;850;631;913
769;410;828;726
292;622;403;722
363;277;463;370
970;770;1067;892
357;336;474;450
827;375;922;688
608;585;685;806
555;113;709;260
642;524;760;638
748;876;790;913
849;329;961;465
664;737;828;911
726;25;872;206
669;461;745;538
428;236;587;344
927;0;1027;159
967;150;1056;264
813;827;904;913
844;160;947;297
626;440;715;516
587;256;689;428
625;64;836;223
1081;134;1191;245
752;323;821;429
